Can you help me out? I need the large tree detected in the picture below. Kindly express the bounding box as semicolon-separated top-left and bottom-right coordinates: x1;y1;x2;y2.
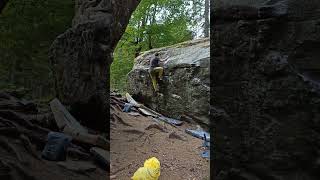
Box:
0;0;9;13
203;0;209;37
0;0;74;97
49;0;140;132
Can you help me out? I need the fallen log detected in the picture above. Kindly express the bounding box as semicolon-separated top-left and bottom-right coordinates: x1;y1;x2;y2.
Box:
64;125;109;150
125;93;161;117
125;93;183;127
138;108;156;117
49;98;109;150
50;98;88;134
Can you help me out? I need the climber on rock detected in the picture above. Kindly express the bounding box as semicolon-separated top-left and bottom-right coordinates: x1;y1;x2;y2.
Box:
149;52;168;93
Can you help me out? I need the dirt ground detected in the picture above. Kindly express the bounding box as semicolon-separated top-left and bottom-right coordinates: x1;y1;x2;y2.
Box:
110;108;210;180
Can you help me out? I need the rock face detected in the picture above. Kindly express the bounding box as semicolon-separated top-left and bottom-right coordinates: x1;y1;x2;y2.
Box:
212;0;320;179
127;38;210;126
49;0;139;131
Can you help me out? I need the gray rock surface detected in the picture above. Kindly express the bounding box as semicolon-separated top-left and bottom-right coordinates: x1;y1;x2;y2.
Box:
49;0;139;131
127;38;210;126
212;0;320;179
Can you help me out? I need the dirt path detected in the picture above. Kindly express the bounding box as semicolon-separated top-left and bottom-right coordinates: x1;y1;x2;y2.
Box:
110;109;210;180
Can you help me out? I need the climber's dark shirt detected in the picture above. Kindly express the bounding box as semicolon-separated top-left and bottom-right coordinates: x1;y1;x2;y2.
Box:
150;57;160;68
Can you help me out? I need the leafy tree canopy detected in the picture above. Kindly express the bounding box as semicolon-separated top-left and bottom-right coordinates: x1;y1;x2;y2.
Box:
111;0;209;91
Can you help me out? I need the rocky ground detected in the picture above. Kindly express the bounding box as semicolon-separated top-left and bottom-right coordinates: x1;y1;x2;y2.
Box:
0;90;107;180
110;95;210;180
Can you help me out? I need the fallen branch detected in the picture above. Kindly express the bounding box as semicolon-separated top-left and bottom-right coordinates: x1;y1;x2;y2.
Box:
145;123;167;133
50;98;88;133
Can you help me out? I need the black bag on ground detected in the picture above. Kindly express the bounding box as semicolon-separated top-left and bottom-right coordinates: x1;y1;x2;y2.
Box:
42;132;72;161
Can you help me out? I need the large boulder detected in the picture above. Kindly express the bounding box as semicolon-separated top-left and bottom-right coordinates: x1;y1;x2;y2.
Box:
127;38;210;126
49;0;140;132
212;0;320;179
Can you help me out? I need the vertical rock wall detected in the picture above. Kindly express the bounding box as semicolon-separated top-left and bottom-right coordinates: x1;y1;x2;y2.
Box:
212;0;320;179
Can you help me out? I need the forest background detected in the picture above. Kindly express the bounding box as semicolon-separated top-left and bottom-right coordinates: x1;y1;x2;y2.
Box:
0;0;210;99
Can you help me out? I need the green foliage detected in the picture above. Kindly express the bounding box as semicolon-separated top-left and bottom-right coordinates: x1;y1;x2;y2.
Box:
0;0;74;98
111;0;206;91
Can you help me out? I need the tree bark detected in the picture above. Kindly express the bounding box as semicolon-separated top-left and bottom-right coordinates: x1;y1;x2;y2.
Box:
204;0;210;37
49;0;140;132
0;0;9;13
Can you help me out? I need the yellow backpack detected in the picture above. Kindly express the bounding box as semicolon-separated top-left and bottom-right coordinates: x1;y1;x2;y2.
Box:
131;157;161;180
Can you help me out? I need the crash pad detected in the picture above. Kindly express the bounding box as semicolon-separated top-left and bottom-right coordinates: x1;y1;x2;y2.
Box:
157;116;183;126
185;129;210;141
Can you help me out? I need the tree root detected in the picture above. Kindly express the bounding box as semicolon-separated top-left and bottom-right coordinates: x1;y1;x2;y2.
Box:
0;137;28;165
145;123;167;133
122;128;145;135
141;134;151;146
168;131;187;141
112;114;132;127
7;161;38;180
0;110;50;134
20;135;41;160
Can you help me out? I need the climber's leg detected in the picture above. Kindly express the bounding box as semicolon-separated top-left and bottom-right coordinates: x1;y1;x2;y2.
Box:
153;67;164;80
150;71;159;92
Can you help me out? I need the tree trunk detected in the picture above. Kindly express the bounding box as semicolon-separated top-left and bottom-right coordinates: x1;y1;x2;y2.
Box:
49;0;140;132
147;3;158;50
0;0;9;13
148;33;152;49
204;0;210;37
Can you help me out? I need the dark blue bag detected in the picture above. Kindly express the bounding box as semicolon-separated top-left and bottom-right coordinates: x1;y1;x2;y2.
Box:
122;103;134;112
42;132;72;161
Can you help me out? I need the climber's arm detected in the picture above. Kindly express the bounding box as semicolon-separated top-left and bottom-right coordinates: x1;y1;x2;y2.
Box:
160;57;169;62
160;57;169;65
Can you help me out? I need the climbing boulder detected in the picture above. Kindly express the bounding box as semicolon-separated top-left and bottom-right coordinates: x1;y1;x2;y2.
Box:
127;38;210;126
212;0;320;179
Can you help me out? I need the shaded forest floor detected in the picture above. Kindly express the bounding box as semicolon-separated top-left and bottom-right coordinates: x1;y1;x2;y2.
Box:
0;91;107;180
110;105;209;179
0;140;106;180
